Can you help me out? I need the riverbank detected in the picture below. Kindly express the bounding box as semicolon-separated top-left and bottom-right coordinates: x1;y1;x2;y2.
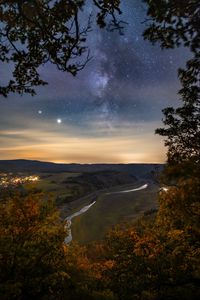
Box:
64;182;157;244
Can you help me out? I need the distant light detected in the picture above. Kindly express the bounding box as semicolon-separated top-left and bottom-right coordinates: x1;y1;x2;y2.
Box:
38;110;42;114
57;118;62;124
29;176;39;182
160;187;169;192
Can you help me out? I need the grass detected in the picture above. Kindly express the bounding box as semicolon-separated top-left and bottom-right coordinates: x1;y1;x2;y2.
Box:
24;172;82;197
71;183;158;244
22;172;158;244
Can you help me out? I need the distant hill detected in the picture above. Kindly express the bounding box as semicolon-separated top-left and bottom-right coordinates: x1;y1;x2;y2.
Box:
0;159;164;177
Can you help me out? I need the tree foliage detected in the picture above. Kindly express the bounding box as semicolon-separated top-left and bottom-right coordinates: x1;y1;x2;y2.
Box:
143;0;200;169
0;189;116;300
143;0;200;52
88;2;200;299
0;190;96;300
0;0;123;97
1;182;199;300
95;177;200;300
0;191;68;299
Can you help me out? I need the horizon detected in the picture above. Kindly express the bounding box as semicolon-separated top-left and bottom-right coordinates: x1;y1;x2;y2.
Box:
0;158;165;165
0;1;188;163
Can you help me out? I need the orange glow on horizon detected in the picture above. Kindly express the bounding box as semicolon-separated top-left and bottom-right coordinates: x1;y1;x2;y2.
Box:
0;119;166;164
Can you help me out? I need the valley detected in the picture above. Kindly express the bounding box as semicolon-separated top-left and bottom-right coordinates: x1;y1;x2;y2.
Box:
0;160;162;244
69;181;158;244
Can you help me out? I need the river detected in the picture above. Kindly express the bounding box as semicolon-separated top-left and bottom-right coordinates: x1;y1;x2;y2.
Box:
64;183;148;244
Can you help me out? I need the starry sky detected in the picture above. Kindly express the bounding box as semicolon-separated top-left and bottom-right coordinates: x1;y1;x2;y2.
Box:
0;0;189;164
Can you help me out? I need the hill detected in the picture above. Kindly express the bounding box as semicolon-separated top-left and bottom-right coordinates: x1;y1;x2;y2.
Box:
0;159;164;177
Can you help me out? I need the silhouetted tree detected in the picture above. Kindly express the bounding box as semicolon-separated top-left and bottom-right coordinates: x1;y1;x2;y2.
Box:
0;0;124;97
143;0;200;173
143;0;200;52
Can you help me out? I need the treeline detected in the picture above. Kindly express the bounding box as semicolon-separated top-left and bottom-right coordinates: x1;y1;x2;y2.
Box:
0;163;199;300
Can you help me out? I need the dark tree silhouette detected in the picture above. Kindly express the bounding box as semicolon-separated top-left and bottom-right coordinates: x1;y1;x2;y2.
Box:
143;0;200;169
0;0;124;97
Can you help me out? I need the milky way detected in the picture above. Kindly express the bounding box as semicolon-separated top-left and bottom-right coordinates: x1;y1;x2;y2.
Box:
0;1;189;163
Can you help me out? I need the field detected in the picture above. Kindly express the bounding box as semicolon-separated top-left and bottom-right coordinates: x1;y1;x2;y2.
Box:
23;170;142;217
71;182;158;244
1;167;159;244
24;172;87;208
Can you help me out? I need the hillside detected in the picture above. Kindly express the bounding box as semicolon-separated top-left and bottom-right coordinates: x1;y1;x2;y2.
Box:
0;159;164;177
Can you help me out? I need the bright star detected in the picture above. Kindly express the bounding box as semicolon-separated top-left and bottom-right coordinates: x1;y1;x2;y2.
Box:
57;118;62;124
38;110;42;114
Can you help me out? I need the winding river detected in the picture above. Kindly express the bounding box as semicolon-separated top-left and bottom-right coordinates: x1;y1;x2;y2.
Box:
64;183;148;244
105;183;148;194
64;201;96;244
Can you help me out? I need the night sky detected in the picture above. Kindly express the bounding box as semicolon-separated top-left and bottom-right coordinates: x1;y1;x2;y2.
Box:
0;1;189;163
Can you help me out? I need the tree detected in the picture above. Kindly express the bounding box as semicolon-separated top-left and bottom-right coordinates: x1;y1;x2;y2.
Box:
143;0;200;172
0;190;97;300
0;191;69;299
0;189;116;300
95;179;200;300
143;0;200;52
0;0;124;97
142;1;200;295
89;3;200;299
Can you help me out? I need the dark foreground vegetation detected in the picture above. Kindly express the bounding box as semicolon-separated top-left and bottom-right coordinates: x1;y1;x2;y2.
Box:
0;161;199;300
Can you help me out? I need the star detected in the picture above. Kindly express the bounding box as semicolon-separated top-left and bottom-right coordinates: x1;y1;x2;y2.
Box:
89;71;109;98
57;118;62;124
0;1;188;165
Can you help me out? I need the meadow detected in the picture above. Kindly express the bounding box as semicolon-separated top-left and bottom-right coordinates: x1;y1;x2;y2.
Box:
71;182;158;244
4;169;158;244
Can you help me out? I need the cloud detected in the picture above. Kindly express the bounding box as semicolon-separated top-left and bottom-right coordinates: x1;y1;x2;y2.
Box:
0;117;166;163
